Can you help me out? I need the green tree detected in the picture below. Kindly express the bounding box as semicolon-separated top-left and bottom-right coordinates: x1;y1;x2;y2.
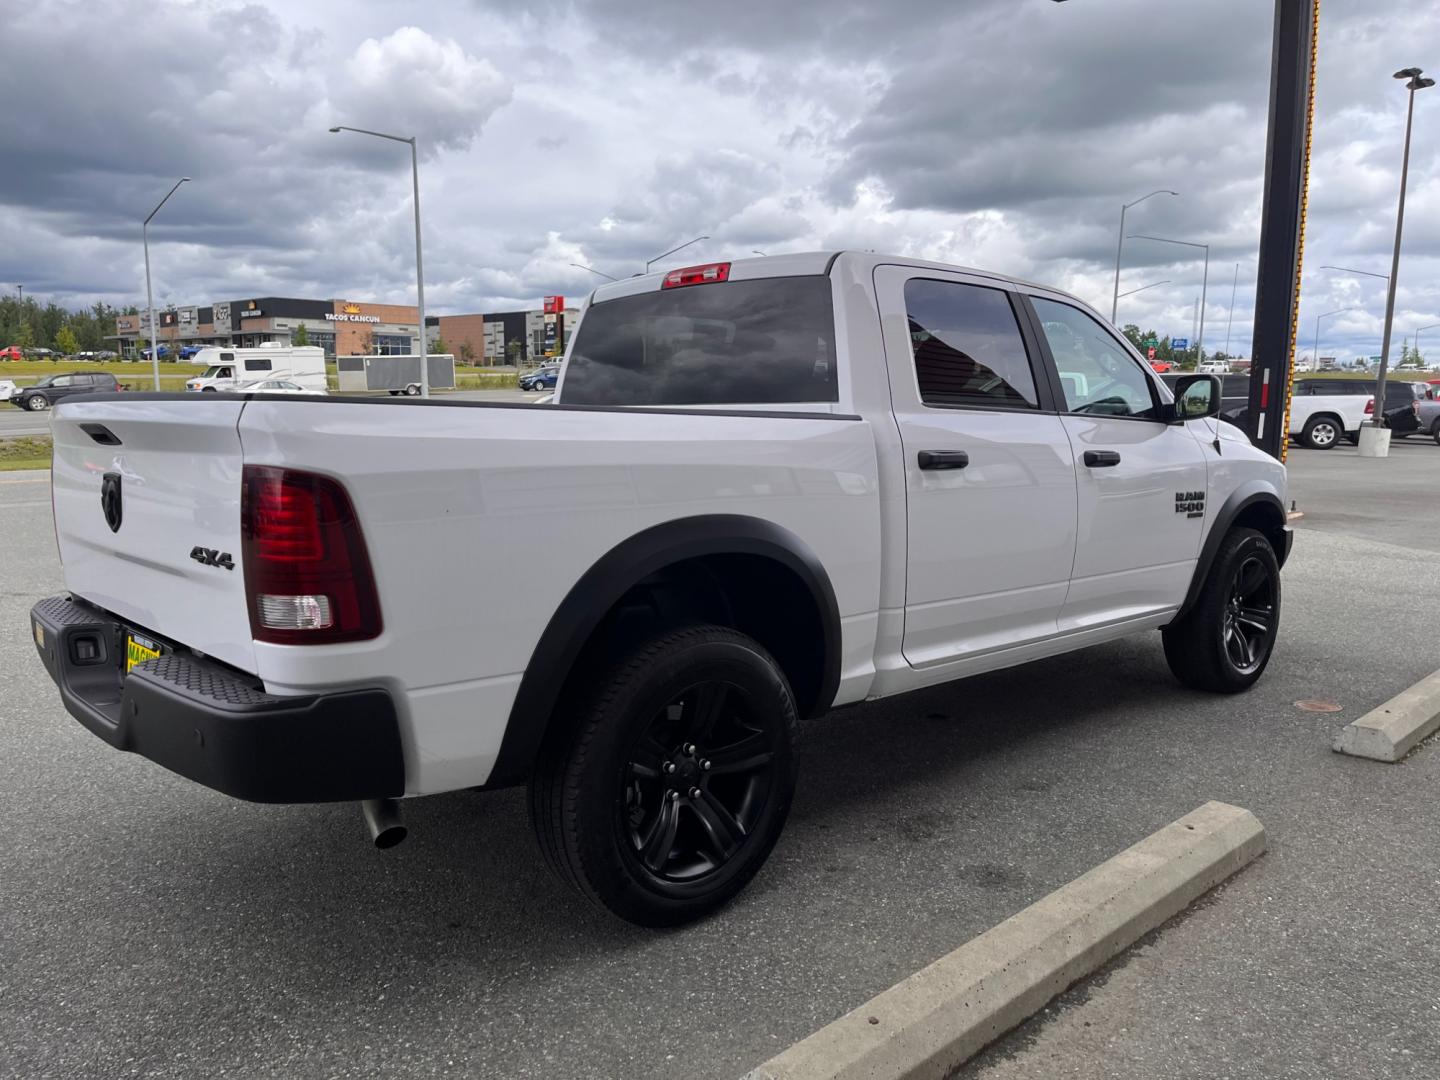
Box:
55;326;80;356
432;336;449;356
506;340;523;365
14;320;34;352
458;341;476;365
292;323;310;347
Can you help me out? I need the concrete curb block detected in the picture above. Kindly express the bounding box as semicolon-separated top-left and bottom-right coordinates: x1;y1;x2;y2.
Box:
740;801;1266;1080
1332;668;1440;762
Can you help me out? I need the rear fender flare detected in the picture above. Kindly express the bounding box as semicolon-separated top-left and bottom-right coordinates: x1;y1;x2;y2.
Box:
486;515;842;789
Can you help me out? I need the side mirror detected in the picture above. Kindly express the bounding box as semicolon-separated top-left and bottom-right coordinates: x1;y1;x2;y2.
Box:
1169;374;1222;422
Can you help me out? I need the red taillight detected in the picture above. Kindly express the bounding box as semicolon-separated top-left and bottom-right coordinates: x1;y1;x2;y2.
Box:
241;466;381;645
661;262;731;289
1364;398;1375;414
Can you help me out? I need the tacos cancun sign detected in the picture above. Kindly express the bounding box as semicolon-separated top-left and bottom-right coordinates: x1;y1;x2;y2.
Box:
324;303;381;324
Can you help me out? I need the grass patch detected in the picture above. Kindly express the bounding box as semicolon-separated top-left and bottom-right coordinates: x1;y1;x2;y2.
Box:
0;436;52;472
1;360;205;389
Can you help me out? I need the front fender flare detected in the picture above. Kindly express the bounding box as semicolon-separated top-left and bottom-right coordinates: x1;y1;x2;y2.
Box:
1176;484;1289;620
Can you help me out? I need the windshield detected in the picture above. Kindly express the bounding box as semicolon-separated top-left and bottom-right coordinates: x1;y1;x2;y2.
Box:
562;275;838;406
202;365;226;379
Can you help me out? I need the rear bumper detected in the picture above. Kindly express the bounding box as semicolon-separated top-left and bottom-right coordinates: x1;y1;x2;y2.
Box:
30;594;404;803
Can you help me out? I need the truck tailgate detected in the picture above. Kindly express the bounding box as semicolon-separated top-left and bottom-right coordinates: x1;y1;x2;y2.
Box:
50;398;256;673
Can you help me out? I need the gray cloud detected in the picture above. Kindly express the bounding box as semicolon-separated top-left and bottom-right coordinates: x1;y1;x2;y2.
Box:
1;0;1436;363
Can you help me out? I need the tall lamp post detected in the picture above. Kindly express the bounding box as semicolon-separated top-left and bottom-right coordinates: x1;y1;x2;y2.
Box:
1111;190;1177;322
1130;233;1210;365
570;263;618;282
143;177;190;391
645;235;709;274
330;125;430;397
1115;279;1171;300
1364;67;1434;453
1310;307;1351;372
1415;323;1439;368
1224;262;1240;358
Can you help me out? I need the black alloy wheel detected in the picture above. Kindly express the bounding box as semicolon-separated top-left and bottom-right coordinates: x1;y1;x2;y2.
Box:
1163;526;1281;693
1221;554;1276;675
621;679;780;884
530;624;797;926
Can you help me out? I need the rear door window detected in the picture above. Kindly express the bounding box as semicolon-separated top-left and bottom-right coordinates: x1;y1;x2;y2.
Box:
904;279;1040;409
562;275;838;406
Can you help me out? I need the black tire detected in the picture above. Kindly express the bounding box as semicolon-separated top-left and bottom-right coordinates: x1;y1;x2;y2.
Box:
529;624;798;927
1163;527;1281;693
405;383;421;396
24;394;48;411
202;387;217;393
1300;414;1341;449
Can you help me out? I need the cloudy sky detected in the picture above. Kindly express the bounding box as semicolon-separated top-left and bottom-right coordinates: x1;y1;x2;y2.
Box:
1;0;1436;361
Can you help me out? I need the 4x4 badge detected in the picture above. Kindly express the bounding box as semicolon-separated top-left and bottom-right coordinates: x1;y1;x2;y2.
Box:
190;546;235;571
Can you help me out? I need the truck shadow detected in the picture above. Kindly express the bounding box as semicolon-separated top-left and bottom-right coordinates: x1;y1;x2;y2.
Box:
43;635;1227;1076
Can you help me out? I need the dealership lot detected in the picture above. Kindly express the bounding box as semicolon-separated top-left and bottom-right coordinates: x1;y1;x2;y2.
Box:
2;448;1438;1080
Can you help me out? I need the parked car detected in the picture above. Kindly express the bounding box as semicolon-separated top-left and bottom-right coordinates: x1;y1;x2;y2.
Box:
1198;360;1232;374
11;371;121;411
519;363;560;391
0;379;17;402
236;378;327;396
28;347;56;358
0;346;24;361
1287;377;1424;449
31;251;1290;927
178;345;206;360
1149;360;1172;373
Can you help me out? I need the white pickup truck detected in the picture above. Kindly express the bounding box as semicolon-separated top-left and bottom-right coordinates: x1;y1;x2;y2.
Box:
31;252;1290;926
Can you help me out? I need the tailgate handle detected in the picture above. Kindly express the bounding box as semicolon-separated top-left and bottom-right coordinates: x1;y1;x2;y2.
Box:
918;450;969;470
1083;450;1121;468
79;423;122;446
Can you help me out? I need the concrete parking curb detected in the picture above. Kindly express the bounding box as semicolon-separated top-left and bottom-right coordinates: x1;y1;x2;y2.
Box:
1332;668;1440;763
740;801;1266;1080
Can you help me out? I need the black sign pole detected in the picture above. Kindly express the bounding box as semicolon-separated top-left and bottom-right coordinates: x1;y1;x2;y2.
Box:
1247;0;1319;461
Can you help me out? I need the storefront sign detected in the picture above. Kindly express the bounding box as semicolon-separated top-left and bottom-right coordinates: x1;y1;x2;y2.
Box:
543;295;564;314
324;302;381;324
240;300;265;319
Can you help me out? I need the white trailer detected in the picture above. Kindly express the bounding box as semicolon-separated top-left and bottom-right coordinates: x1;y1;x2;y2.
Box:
335;354;457;395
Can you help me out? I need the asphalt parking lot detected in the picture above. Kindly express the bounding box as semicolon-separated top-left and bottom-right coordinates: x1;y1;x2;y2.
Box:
2;445;1438;1080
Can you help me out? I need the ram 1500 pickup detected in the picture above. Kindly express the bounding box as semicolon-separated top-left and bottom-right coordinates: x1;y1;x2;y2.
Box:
31;252;1291;926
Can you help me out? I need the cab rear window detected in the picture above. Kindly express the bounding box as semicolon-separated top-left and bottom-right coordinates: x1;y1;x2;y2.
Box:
562;276;838;406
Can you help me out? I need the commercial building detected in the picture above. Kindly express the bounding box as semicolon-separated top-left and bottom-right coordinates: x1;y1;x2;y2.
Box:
115;294;579;364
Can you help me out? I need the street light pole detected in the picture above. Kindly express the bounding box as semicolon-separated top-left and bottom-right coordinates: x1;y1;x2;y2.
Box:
330;125;430;397
1311;307;1350;372
1129;233;1210;364
645;235;710;274
143;177;190;391
1415;323;1439;367
1115;279;1171;299
1111;190;1177;323
570;263;618;282
1224;262;1239;358
1368;68;1433;442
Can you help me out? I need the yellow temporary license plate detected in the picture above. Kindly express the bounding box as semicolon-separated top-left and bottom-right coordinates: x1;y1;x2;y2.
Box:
125;633;162;673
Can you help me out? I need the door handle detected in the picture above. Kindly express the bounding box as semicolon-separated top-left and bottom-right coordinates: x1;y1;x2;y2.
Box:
1083;450;1122;468
918;450;969;471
